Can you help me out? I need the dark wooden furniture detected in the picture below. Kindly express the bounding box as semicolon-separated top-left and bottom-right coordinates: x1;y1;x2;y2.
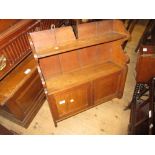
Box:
0;54;45;128
29;20;129;127
129;78;155;135
0;19;66;128
0;19;66;80
135;20;155;52
129;45;155;134
0;20;39;80
136;45;155;83
0;19;19;33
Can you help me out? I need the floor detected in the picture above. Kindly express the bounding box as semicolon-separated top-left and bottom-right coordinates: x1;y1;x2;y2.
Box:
0;20;148;135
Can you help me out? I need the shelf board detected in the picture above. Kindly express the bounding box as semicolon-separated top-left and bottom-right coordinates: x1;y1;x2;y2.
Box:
32;32;127;58
46;61;122;94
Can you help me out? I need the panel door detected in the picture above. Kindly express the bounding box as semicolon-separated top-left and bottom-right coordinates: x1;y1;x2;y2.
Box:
52;92;69;118
9;70;44;120
52;83;91;118
67;83;91;114
93;72;121;104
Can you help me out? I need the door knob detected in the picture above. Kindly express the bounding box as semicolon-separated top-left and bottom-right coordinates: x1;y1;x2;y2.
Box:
70;99;74;103
59;100;65;105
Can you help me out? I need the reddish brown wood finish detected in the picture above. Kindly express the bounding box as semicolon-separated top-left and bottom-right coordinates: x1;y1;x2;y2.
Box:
29;20;129;126
93;71;121;104
136;45;155;83
49;83;91;118
0;55;45;128
0;19;66;80
0;19;67;128
0;20;38;80
0;19;19;33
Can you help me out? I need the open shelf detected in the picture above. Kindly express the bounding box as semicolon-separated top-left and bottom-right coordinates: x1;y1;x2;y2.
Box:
30;31;127;58
46;61;122;94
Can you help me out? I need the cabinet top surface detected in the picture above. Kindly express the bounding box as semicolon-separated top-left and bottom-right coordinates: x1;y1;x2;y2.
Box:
29;20;129;58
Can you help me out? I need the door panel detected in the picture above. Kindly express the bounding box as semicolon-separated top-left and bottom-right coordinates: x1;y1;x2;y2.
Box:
52;83;91;118
53;93;69;117
93;72;121;103
67;84;90;114
13;70;43;116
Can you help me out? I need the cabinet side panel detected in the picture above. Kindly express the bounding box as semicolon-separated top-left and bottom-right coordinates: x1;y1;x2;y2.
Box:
111;41;128;66
14;70;43;114
117;65;128;98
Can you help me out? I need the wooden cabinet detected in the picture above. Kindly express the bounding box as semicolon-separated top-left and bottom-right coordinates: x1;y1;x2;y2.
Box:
129;45;155;134
29;20;129;126
136;45;155;83
0;55;45;128
9;70;44;120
